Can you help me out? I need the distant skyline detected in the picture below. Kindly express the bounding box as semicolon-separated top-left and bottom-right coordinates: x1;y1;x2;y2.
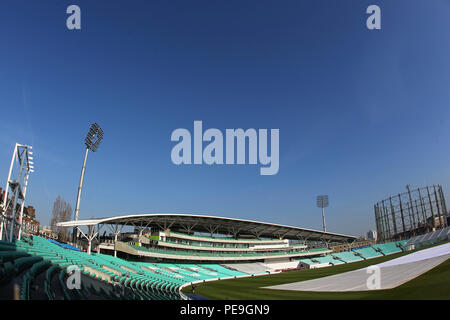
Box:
1;1;450;237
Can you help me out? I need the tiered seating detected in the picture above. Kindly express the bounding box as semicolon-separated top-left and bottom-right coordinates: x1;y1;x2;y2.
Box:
353;247;383;259
49;239;81;251
312;255;345;265
396;240;408;250
0;236;254;300
292;232;447;270
373;242;402;255
128;243;328;259
20;260;51;300
129;243;303;257
223;262;272;275
307;248;331;253
297;258;316;266
169;231;280;242
261;261;301;271
331;251;363;263
199;264;246;277
297;254;345;267
403;226;450;247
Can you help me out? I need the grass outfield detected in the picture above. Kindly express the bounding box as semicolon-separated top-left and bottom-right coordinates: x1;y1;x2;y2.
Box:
182;246;450;300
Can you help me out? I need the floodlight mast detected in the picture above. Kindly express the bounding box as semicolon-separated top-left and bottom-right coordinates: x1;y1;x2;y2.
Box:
0;143;34;241
317;195;329;232
73;148;89;224
72;123;103;245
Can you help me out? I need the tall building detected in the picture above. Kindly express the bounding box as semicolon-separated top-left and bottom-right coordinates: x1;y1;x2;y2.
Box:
21;206;40;235
367;230;377;241
0;187;40;236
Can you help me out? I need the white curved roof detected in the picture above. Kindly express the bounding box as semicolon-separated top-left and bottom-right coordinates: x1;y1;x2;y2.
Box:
57;213;356;242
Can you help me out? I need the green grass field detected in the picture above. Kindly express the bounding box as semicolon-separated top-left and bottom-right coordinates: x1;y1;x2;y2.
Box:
182;245;450;300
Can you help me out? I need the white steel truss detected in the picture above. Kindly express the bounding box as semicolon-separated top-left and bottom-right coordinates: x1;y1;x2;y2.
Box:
0;143;34;241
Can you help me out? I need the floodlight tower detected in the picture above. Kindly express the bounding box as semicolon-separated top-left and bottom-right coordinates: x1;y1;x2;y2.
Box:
316;195;329;232
0;143;34;241
72;123;103;244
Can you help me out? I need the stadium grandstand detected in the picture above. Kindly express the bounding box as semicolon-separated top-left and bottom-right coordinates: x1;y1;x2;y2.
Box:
55;214;355;261
0;213;448;300
0;213;355;299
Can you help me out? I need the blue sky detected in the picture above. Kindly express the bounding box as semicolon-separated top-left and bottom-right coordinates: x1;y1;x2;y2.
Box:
1;1;450;237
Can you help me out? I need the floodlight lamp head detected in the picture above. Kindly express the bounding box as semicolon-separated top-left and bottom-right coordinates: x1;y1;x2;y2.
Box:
316;195;329;208
84;122;104;152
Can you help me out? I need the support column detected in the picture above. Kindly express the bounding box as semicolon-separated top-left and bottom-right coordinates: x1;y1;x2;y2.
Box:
374;204;382;242
418;188;427;228
9;150;26;241
73;148;89;245
438;185;448;227
87;238;92;255
381;200;390;241
414;200;420;228
406;185;416;230
389;197;397;235
321;207;327;232
138;228;143;246
433;185;443;228
108;223;124;258
427;186;435;229
398;194;406;234
114;232;118;257
17;173;30;240
406;202;414;236
2;144;17;242
77;225;99;255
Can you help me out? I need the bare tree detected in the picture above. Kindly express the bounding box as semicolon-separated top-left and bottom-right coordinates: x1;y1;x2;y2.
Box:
50;195;73;242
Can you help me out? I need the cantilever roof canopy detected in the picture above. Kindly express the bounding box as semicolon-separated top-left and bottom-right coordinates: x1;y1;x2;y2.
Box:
57;213;357;243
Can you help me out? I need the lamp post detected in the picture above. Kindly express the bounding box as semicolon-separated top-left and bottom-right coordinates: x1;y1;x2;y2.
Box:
72;123;103;244
317;195;329;232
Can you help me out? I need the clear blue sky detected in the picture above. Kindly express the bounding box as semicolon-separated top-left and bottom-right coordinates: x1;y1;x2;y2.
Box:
1;1;450;237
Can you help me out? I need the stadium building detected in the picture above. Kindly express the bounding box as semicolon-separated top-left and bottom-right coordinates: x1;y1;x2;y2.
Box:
0;211;449;300
57;213;356;263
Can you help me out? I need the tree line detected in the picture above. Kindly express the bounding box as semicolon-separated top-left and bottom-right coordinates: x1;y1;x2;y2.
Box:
50;195;73;242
